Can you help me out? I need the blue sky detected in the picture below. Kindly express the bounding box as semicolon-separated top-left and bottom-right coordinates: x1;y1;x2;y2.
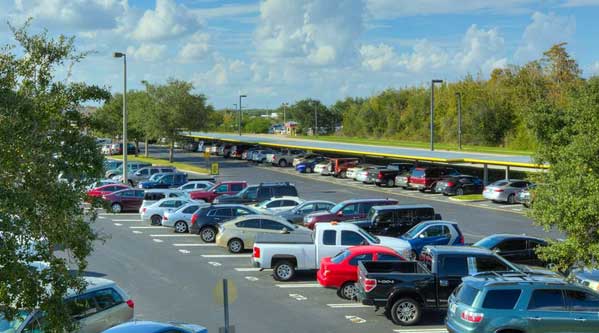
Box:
2;0;599;109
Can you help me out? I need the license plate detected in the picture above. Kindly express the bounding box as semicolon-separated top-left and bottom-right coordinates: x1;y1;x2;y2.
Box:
449;303;457;314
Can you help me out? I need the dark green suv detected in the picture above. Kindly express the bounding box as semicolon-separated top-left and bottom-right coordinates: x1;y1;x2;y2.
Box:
446;273;599;333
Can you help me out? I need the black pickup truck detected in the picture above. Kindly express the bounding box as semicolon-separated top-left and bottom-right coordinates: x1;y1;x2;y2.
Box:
356;246;522;326
374;163;413;187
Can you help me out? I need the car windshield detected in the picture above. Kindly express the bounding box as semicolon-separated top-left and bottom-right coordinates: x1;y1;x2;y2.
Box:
490;180;509;187
358;227;380;244
366;208;376;221
331;250;351;264
0;310;29;332
473;237;501;249
402;223;430;239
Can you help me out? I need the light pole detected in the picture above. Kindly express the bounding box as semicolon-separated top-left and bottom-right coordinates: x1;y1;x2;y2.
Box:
430;79;443;151
282;102;288;125
314;101;318;137
113;52;128;184
455;92;462;150
238;95;247;136
232;104;237;131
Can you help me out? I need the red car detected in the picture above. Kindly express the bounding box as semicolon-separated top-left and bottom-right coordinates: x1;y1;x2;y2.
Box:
189;181;247;202
102;189;145;213
317;245;405;300
87;183;129;199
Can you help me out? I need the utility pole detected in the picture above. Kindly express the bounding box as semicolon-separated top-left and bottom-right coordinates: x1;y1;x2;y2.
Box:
238;95;247;136
456;92;462;150
430;79;443;151
314;101;318;137
113;52;128;184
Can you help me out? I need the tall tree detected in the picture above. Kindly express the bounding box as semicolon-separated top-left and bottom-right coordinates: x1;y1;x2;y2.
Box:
0;23;109;331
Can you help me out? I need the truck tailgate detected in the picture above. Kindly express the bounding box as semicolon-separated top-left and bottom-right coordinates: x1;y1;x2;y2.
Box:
356;261;431;304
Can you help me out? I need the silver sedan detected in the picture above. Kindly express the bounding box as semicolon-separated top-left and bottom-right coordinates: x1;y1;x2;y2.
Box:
162;202;209;233
482;179;531;204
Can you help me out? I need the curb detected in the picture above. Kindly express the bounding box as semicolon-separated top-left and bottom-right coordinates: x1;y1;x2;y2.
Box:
448;197;487;203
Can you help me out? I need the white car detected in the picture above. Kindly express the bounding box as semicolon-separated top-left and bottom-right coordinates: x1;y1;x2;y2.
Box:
139;189;190;214
252;196;305;213
314;161;332;175
162;202;209;233
345;166;363;180
141;198;193;225
177;181;215;193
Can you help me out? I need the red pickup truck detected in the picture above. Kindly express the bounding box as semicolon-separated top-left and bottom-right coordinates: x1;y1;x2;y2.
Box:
189;181;247;202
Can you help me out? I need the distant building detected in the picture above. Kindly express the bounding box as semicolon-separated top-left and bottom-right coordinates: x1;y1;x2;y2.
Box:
284;121;298;136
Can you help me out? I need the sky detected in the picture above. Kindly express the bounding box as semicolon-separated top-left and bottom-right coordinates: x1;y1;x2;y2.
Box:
2;0;599;109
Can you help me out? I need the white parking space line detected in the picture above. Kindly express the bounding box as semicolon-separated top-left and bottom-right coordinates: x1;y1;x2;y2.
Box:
345;315;366;324
113;219;141;222
98;216;106;219
113;223;122;226
234;268;262;272
201;254;252;258
132;230;143;234
245;276;259;282
326;304;371;308
99;213;138;216
393;329;447;333
178;249;191;254
173;243;216;247
289;293;307;301
275;283;321;288
208;261;222;267
152;239;164;243
149;234;195;237
130;226;166;229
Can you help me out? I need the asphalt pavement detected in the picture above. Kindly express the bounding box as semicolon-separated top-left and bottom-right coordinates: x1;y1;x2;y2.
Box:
86;148;559;333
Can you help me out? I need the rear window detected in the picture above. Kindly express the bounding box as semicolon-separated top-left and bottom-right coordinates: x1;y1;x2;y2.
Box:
331;250;351;264
456;285;479;306
273;186;297;196
144;192;165;201
411;169;425;177
491;180;509;187
483;289;521;309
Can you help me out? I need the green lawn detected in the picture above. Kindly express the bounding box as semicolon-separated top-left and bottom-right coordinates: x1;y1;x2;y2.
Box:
450;194;486;201
108;155;209;174
292;135;533;156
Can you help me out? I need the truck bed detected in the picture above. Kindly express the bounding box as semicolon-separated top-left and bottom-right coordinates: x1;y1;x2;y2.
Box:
254;232;314;245
359;260;430;275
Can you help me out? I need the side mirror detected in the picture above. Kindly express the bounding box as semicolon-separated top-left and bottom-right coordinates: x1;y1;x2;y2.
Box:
280;228;290;234
135;171;142;176
336;211;343;217
418;233;426;238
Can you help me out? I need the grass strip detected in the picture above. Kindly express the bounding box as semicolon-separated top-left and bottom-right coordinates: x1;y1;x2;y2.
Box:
108;155;209;174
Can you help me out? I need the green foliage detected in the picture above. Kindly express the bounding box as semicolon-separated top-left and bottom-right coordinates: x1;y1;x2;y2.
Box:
243;117;271;133
288;99;337;134
0;22;108;331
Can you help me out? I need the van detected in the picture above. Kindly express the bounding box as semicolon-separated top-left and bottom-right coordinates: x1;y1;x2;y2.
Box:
353;204;442;236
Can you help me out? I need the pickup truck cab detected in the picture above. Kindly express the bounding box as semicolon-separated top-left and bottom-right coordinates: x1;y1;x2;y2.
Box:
252;222;413;281
330;158;360;178
189;181;247;202
375;163;414;187
356;246;522;326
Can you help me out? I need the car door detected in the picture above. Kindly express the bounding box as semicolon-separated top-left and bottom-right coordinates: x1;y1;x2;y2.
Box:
435;255;469;307
339;203;359;221
236;218;261;246
318;230;341;262
526;289;572;333
66;292;103;333
120;190;134;210
459;177;474;194
373;210;395;236
494;238;529;265
412;225;451;253
213;208;233;224
564;289;599;332
92;288;130;331
256;187;272;202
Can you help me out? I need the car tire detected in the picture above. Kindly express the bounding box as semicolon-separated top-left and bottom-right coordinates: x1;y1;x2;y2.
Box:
410;250;418;260
111;203;122;213
390;297;421;326
456;188;464;196
228;238;244;253
387;179;395;187
200;226;217;243
338;282;358;300
273;260;296;281
128;180;134;187
507;194;516;204
279;160;287;167
306;167;313;173
260;158;266;164
340;171;347;179
151;215;162;226
174;221;188;233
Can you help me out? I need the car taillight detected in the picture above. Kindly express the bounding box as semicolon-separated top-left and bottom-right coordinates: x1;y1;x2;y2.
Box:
494;189;504;192
461;310;483;323
190;214;198;225
363;278;377;292
446;181;455;187
142;208;147;213
126;299;135;309
377;172;383;179
253;247;260;258
163;215;168;221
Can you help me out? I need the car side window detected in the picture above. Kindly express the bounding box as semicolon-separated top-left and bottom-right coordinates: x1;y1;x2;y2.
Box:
237;219;260;228
150;168;159;174
266;201;281;208
377;253;401;261
215;184;228;193
528;289;566;311
94;288;123;310
260;220;285;230
421;225;443;237
482;289;521;309
235;208;251;216
349;253;373;266
341;231;365;246
257;187;271;198
299;203;315;214
136;190;145;198
121;191;133;198
66;293;98;320
322;230;336;245
216;208;232;217
472;256;510;273
438;256;468;276
231;183;244;192
341;204;357;215
415;208;435;220
527;240;546;250
160;201;175;207
182;184;194;190
359;203;376;214
377;211;393;224
280;200;297;207
497;239;527;252
183;205;199;214
318;203;333;211
565;290;599;312
167;193;179;198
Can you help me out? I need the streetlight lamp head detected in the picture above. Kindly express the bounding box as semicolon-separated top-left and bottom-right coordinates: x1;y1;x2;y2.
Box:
113;52;125;58
240;94;247;98
432;79;443;84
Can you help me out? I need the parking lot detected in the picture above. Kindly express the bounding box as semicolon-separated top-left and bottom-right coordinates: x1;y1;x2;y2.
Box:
86;149;559;333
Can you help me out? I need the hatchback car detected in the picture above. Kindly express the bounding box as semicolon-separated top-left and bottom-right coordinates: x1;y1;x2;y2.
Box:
483;179;532;204
252;196;304;213
473;234;548;266
102;321;207;333
215;215;311;253
162;202;208;233
87;184;130;199
141;198;192;225
277;200;336;224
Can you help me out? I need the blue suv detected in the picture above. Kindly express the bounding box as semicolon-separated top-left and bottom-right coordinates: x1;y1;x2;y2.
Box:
138;172;188;189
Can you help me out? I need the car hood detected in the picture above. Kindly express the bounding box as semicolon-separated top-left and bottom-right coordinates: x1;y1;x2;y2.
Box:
377;236;412;253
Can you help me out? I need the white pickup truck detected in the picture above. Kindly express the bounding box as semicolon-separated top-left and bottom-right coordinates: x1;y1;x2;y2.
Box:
251;222;410;281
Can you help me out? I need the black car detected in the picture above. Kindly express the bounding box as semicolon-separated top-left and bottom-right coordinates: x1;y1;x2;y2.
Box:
473;234;548;266
435;175;484;196
189;204;260;242
215;182;298;205
352;204;442;236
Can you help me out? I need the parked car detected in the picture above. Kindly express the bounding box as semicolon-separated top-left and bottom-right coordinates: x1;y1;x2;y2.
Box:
329;158;360;178
277;200;336;224
252;196;304;213
314;160;332;175
86;179;119;190
252;222;415;281
473;234;548;267
138;172;188;189
87;183;130;199
139;189;189;214
572;268;599;291
216;143;232;157
162;202;208;233
102;321;207;333
516;183;536;207
189;204;263;242
253;149;278;163
141;197;192;225
303;198;398;229
103;160;122;172
265;150;280;164
189;181;247;202
103;189;146;213
110;142;137;155
352;204;443;238
357;246;524;326
395;172;411;189
230;144;250;159
317;245;406;299
177;180;215;193
435;175;484;196
357;166;386;184
101;144;113;155
272;149;304;167
105;162;152;179
295;156;328;173
346;165;365;180
396;220;464;258
117;166;176;186
1;277;134;333
216;214;311;253
375;163;414;187
408;166;460;192
482;179;532;204
292;153;321;167
215;182;298;205
446;274;599;333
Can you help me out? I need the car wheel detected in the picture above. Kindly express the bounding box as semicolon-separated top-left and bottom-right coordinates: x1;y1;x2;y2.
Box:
273;260;296;281
306;167;313;173
174;221;188;233
387;179;395;187
111;203;122;213
410;250;418;260
260;158;266;164
338;282;358;300
456;188;464;196
228;238;244;253
151;215;162;226
507;194;516;204
390;297;421;326
279;160;287;167
200;226;217;243
340;171;347;179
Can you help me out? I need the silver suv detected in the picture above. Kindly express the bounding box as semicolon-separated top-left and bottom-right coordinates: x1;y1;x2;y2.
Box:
119;166;176;186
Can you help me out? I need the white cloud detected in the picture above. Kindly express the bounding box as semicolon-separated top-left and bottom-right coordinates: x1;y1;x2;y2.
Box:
366;0;534;19
126;43;167;62
455;25;507;73
561;0;599;7
191;3;260;19
255;0;365;66
131;0;202;42
515;12;575;62
177;32;210;63
399;40;450;72
359;43;398;71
